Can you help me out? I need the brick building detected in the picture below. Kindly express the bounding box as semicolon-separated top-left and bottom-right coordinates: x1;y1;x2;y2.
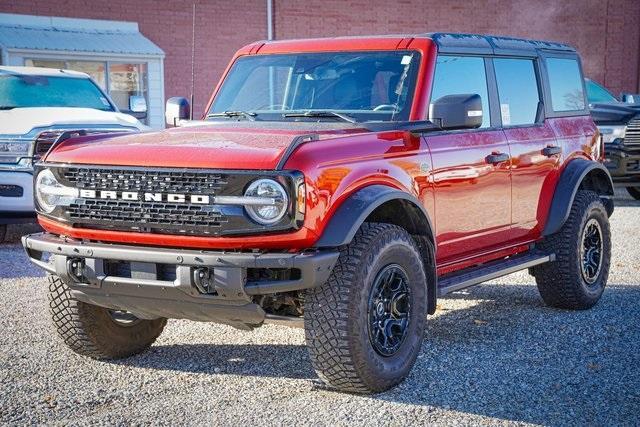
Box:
0;0;638;127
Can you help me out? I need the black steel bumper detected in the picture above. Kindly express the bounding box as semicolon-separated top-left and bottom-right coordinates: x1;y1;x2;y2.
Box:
22;233;339;328
604;144;640;186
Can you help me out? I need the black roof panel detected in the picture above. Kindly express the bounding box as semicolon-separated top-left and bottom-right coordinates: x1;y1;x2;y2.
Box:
426;32;575;56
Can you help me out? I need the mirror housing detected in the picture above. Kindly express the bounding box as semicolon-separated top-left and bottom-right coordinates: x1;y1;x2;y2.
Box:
125;95;148;120
621;93;640;105
129;95;148;113
165;97;190;127
430;94;483;130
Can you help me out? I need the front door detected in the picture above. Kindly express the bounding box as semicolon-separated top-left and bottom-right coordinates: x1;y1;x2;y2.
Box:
426;55;511;266
427;130;512;265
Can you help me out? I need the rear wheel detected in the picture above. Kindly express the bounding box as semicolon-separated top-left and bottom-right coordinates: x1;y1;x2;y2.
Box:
48;275;166;359
304;223;428;393
533;191;610;309
627;186;640;200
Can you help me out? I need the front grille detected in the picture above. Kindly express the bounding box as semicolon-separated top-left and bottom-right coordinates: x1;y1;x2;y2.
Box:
48;165;300;237
67;199;228;234
625;118;640;146
59;167;232;235
62;167;229;194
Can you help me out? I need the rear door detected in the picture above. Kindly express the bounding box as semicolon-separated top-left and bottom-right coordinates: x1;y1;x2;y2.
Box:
425;55;512;265
492;57;560;241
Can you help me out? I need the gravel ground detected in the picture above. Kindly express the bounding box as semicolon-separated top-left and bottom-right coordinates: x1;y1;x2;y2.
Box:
1;190;639;426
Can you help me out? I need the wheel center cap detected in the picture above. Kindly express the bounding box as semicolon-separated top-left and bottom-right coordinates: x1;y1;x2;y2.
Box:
376;302;385;316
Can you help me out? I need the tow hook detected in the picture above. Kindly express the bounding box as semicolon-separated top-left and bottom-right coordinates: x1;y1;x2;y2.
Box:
67;258;85;282
193;267;216;295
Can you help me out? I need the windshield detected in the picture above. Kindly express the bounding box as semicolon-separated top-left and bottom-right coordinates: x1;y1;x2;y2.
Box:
585;79;617;104
209;51;421;122
0;74;115;111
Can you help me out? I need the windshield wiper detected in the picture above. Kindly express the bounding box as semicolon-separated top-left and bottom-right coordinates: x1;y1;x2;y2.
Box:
0;106;17;110
206;111;257;121
283;110;357;123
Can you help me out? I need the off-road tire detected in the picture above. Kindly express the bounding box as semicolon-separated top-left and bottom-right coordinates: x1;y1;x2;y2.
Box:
0;224;6;243
304;222;428;393
627;186;640;200
48;274;167;359
533;190;610;309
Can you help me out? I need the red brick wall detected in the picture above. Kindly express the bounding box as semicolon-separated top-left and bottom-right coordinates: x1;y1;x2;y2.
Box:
0;0;266;116
1;0;639;115
273;0;640;96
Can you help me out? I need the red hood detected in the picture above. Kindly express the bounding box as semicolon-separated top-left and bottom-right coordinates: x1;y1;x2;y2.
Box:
45;124;363;169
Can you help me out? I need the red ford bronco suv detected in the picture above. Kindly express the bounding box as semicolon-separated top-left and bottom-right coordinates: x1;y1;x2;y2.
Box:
23;33;614;393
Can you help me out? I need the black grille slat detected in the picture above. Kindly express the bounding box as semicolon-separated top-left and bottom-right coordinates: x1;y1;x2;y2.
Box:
62;167;228;193
68;200;226;227
625;118;640;146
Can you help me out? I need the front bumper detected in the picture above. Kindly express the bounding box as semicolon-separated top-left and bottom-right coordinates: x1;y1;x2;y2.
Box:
0;168;35;223
22;233;339;328
604;144;640;186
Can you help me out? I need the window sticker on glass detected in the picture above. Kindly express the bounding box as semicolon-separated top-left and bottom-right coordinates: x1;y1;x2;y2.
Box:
501;103;511;126
401;55;412;65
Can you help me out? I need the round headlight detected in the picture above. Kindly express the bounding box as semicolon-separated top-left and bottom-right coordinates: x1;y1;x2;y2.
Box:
243;179;289;225
35;169;78;213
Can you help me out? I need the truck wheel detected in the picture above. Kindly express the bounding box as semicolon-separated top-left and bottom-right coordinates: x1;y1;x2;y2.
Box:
627;186;640;200
48;275;166;359
0;225;6;243
533;190;610;309
304;223;428;393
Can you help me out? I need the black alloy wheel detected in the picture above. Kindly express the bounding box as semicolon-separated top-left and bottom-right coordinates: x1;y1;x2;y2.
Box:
367;264;412;357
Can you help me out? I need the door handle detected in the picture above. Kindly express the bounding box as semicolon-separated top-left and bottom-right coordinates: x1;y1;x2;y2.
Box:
542;145;562;157
485;152;510;165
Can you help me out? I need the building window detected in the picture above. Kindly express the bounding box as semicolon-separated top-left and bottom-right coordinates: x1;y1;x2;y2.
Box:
25;59;148;123
66;61;107;90
108;63;147;114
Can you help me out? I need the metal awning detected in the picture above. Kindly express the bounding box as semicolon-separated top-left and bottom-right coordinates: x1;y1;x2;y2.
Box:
0;16;164;58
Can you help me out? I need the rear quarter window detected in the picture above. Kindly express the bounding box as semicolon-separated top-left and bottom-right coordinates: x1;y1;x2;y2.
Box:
546;57;586;112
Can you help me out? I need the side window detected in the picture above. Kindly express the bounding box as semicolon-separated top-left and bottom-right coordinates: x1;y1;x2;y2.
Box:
430;56;490;128
494;58;540;126
546;57;586;112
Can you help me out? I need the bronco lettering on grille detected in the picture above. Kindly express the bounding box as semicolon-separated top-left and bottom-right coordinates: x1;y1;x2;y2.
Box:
79;189;211;204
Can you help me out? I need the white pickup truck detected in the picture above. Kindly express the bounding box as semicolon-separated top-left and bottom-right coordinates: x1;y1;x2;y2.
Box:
0;66;147;241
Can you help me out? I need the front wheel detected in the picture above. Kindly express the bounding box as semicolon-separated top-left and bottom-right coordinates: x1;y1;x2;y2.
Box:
48;275;167;359
304;223;428;393
533;191;611;309
627;186;640;200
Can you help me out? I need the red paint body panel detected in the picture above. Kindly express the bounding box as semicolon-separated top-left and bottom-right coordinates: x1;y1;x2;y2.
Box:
425;129;511;265
38;35;601;278
506;122;560;241
46;125;357;170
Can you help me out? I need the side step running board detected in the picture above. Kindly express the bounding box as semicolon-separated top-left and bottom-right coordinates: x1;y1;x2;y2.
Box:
437;252;555;297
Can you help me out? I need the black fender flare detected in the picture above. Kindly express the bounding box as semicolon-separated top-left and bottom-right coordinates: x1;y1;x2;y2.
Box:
543;159;614;236
314;185;437;314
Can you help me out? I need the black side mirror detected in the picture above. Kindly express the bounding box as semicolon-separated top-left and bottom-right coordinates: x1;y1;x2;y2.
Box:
430;94;483;130
165;97;190;127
